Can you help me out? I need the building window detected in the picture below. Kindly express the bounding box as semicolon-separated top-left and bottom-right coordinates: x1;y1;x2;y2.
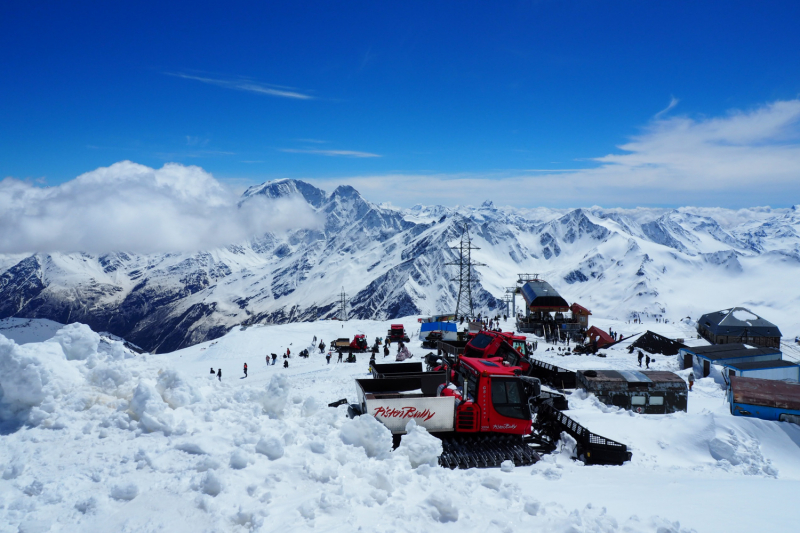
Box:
631;396;646;406
649;396;664;406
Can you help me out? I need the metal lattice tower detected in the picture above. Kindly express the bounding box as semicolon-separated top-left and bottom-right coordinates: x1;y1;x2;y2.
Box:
446;224;486;320
339;287;348;321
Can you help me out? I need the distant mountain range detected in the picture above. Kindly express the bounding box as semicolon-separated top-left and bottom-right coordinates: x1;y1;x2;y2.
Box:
1;179;798;352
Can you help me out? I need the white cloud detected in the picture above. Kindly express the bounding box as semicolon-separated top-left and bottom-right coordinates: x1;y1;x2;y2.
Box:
0;162;322;254
279;148;382;158
308;99;800;208
654;96;679;118
168;73;314;100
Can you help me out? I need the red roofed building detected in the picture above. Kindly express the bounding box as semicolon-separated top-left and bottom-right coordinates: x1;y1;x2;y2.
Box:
570;303;592;328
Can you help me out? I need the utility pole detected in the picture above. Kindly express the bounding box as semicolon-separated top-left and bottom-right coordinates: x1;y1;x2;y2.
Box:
502;293;513;318
446;224;486;320
339;287;347;321
505;287;517;318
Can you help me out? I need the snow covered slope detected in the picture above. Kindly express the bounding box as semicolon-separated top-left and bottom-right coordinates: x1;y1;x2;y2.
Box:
1;179;798;352
2;318;799;533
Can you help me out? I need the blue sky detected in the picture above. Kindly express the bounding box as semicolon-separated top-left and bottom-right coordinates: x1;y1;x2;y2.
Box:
2;1;800;208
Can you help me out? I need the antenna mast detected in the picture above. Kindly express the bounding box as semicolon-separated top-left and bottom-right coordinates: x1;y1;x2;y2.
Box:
446;223;486;320
339;287;347;321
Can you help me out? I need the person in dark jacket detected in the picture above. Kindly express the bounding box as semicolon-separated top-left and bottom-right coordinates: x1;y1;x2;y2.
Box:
210;367;215;374
243;363;248;378
337;350;343;363
645;354;651;369
383;344;390;358
217;368;222;381
283;359;289;368
637;350;644;367
319;341;325;353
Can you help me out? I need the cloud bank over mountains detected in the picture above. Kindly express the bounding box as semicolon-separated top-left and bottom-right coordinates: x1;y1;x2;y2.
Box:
0;161;321;254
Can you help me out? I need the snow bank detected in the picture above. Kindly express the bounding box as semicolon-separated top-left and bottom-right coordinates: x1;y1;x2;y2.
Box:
0;335;81;422
395;419;442;468
260;374;290;418
129;380;175;434
339;414;393;459
48;323;99;361
156;368;202;408
256;436;285;460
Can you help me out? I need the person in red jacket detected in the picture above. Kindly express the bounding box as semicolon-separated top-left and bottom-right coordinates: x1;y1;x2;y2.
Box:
243;363;248;378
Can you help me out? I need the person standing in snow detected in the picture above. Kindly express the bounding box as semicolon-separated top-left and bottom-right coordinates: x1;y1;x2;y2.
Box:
272;353;277;365
284;359;289;368
286;348;291;358
266;355;269;366
637;350;644;367
326;351;332;364
319;341;325;353
217;368;222;381
645;354;651;369
243;363;248;378
337;350;343;363
688;371;695;391
383;344;390;358
313;335;317;343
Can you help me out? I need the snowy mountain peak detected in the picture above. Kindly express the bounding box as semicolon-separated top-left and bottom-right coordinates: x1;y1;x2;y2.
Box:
241;178;327;208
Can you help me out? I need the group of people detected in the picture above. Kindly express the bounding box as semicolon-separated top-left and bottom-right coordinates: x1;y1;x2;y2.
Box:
636;349;651;369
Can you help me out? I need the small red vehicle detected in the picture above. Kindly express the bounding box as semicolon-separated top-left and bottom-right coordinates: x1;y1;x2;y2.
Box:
386;324;410;343
332;334;369;352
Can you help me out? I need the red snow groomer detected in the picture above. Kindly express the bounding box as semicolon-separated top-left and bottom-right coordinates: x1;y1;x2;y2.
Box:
332;335;369;352
386;324;410;343
347;355;631;468
351;359;541;468
350;334;369;352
